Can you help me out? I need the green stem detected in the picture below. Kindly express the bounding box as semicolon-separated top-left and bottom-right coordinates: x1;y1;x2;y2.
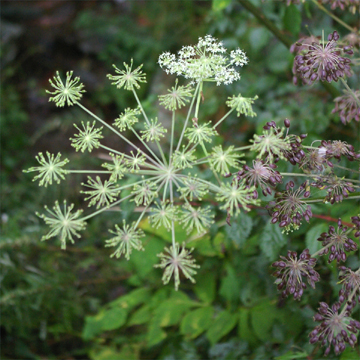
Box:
99;144;160;171
169;174;176;249
213;108;235;129
311;0;356;33
132;88;168;166
129;127;165;167
333;163;360;175
81;194;133;221
176;82;200;152
169;110;176;164
306;194;360;203
238;0;340;98
339;78;360;108
68;170;110;174
76;103;159;168
200;142;221;185
280;172;360;184
233;145;252;152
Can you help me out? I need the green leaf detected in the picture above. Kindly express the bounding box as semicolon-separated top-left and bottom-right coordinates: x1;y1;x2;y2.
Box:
225;213;253;248
188;234;217;257
283;4;301;37
131;236;164;278
82;307;127;340
249;27;271;52
152;293;197;327
267;42;292;74
194;271;216;303
305;223;328;255
206;310;238;345
340;347;360;360
108;287;150;310
146;321;167;347
128;304;151;326
260;221;287;261
180;306;214;339
89;347;130;360
275;350;308;360
251;299;282;341
219;263;240;302
212;0;232;11
238;307;257;346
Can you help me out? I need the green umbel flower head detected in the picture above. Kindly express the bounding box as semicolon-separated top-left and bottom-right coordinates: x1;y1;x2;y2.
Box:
37;200;86;250
24;152;69;187
178;175;209;201
46;71;85;107
149;202;178;230
102;153;127;182
172;147;197;169
185;121;218;144
216;180;259;216
155;242;200;291
211;145;244;175
105;220;145;260
226;94;258;117
114;107;141;131
158;79;193;111
158;35;248;85
81;176;120;209
179;204;214;234
107;59;147;90
140;117;167;142
70;121;103;152
250;127;291;163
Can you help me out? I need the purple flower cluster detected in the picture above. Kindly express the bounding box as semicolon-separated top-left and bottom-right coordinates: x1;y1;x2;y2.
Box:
351;215;360;238
264;120;307;165
267;181;312;232
333;90;360;124
292;31;353;85
236;160;282;197
311;174;355;204
309;302;360;356
272;249;319;300
338;266;360;309
317;219;358;263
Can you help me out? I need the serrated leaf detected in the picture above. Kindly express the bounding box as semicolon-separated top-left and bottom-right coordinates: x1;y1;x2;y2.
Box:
82;307;127;340
249;27;271;52
275;350;308;360
251;299;282;341
305;223;328;255
194;271;216;303
283;4;301;36
212;0;232;11
152;295;197;327
219;263;240;302
146;321;167;347
238;307;257;345
108;287;150;309
128;304;151;326
226;213;253;248
206;310;238;345
260;221;287;261
180;306;214;339
188;234;217;257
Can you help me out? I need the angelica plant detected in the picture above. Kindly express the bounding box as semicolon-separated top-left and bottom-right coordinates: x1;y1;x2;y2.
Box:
25;33;360;356
25;35;257;291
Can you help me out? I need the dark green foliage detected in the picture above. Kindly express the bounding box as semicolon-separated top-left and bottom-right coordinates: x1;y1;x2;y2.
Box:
2;1;359;359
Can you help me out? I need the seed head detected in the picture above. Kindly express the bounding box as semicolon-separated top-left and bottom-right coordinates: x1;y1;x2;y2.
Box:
309;301;360;356
293;31;353;85
272;248;319;300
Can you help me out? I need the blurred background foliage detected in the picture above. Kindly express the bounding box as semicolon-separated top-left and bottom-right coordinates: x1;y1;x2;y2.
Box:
1;0;359;359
